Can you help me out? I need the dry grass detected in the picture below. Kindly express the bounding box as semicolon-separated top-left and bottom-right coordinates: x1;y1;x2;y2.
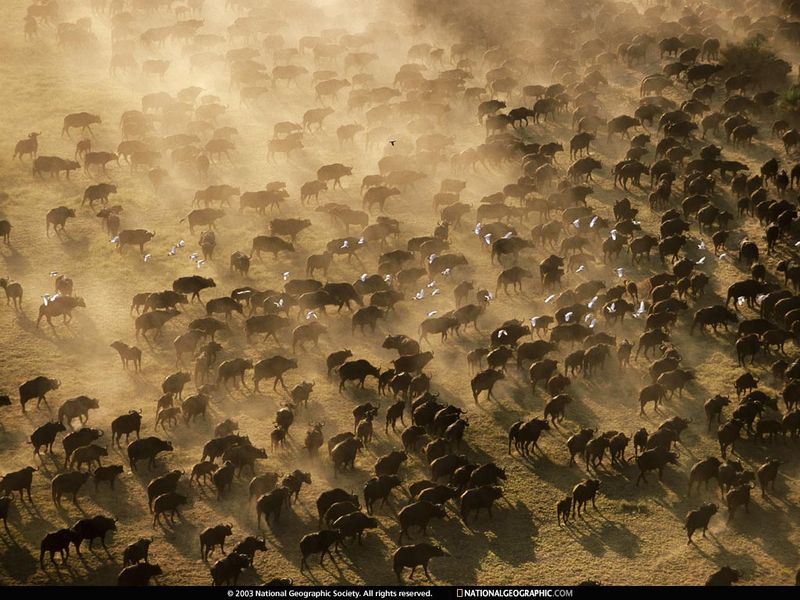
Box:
0;0;799;587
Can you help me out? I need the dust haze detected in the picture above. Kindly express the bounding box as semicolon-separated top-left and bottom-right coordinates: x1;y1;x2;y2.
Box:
1;0;799;588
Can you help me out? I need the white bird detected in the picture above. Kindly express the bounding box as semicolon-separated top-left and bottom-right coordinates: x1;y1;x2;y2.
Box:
756;294;768;303
483;233;492;245
168;246;177;256
544;294;556;303
610;230;618;241
575;265;585;273
276;298;285;308
697;241;706;250
737;296;746;306
427;310;438;317
474;223;482;235
358;237;366;245
196;260;205;268
178;240;186;248
427;280;436;288
360;273;368;282
589;216;599;228
588;295;598;309
608;302;617;313
282;271;290;281
697;256;706;265
414;289;425;300
572;218;581;229
428;254;437;264
503;231;514;239
636;300;646;314
341;240;349;249
589;318;598;329
49;271;58;277
190;252;199;261
498;329;508;337
486;291;494;301
432;288;441;296
615;267;625;278
143;254;152;262
110;235;119;244
306;311;317;320
441;268;451;276
530;316;539;326
795;241;800;248
584;313;594;323
384;274;392;282
42;293;51;306
564;311;574;322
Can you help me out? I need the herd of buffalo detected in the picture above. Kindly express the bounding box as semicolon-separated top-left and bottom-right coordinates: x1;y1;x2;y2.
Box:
3;0;800;588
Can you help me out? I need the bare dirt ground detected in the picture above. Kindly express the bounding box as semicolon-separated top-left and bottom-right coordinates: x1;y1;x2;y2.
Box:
0;0;799;587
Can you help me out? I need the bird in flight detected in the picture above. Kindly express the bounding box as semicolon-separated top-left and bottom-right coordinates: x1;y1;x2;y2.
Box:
389;140;396;146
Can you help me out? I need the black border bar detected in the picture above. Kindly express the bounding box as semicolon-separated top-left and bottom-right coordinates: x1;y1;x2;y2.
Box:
5;586;799;596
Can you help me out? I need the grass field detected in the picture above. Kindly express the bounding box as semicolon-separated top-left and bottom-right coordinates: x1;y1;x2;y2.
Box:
0;0;799;586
